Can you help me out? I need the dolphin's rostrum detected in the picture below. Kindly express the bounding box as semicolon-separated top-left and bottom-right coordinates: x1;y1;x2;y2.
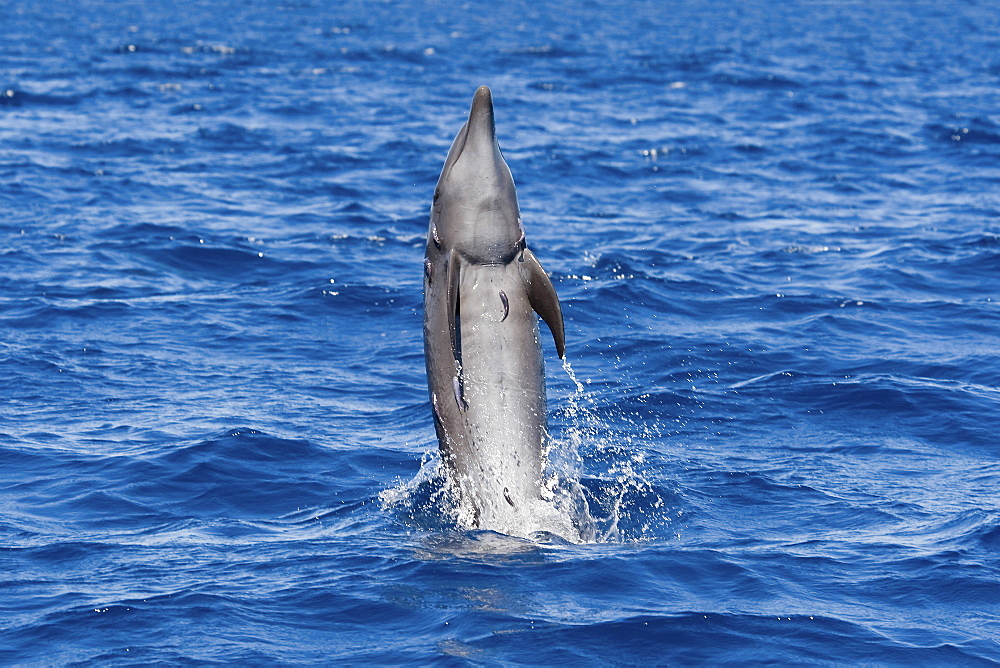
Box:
423;86;591;541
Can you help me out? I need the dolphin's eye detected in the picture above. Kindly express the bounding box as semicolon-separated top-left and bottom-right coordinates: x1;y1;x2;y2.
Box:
433;190;441;203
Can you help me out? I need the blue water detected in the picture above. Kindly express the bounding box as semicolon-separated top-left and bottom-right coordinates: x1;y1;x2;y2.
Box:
3;0;999;663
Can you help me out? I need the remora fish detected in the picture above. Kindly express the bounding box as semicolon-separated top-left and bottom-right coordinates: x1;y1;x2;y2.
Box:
423;86;583;539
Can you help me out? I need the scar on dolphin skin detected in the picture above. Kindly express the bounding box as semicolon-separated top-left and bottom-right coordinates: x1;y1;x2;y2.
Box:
452;375;467;411
424;258;433;281
503;487;515;507
431;392;442;423
498;290;509;321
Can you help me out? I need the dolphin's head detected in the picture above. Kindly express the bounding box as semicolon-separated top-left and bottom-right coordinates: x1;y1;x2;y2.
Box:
432;86;524;265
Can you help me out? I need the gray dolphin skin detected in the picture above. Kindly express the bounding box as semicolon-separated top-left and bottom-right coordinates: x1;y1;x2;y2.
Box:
423;86;578;539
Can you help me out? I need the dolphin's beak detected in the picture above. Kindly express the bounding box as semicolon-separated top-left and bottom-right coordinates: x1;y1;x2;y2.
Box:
437;86;498;181
465;85;497;151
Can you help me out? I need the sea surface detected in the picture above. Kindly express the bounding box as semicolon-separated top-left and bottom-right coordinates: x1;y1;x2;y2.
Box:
3;0;1000;663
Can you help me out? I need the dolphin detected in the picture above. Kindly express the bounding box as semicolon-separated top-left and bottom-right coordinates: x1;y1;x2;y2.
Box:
423;86;588;541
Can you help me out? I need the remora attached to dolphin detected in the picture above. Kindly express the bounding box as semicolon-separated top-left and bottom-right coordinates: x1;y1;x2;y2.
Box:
423;86;592;541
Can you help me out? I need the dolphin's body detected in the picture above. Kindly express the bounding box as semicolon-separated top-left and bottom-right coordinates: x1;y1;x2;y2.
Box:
423;87;583;539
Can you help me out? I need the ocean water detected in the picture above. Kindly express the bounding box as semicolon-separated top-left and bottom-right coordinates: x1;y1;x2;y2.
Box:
2;0;999;663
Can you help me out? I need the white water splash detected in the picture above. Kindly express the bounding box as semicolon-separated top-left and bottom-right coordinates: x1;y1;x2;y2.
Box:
553;359;675;543
383;360;674;544
381;446;595;544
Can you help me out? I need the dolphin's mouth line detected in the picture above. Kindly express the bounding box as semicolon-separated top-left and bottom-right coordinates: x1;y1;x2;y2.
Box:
452;245;519;267
465;259;506;267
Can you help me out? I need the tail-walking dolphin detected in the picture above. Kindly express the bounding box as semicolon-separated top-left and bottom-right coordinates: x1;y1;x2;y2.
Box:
423;86;593;542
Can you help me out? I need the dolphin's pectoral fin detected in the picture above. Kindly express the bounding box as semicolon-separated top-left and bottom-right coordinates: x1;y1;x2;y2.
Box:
520;248;566;358
446;249;462;361
446;251;467;410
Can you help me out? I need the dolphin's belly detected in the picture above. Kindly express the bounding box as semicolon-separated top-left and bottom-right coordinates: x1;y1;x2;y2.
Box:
457;262;547;513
